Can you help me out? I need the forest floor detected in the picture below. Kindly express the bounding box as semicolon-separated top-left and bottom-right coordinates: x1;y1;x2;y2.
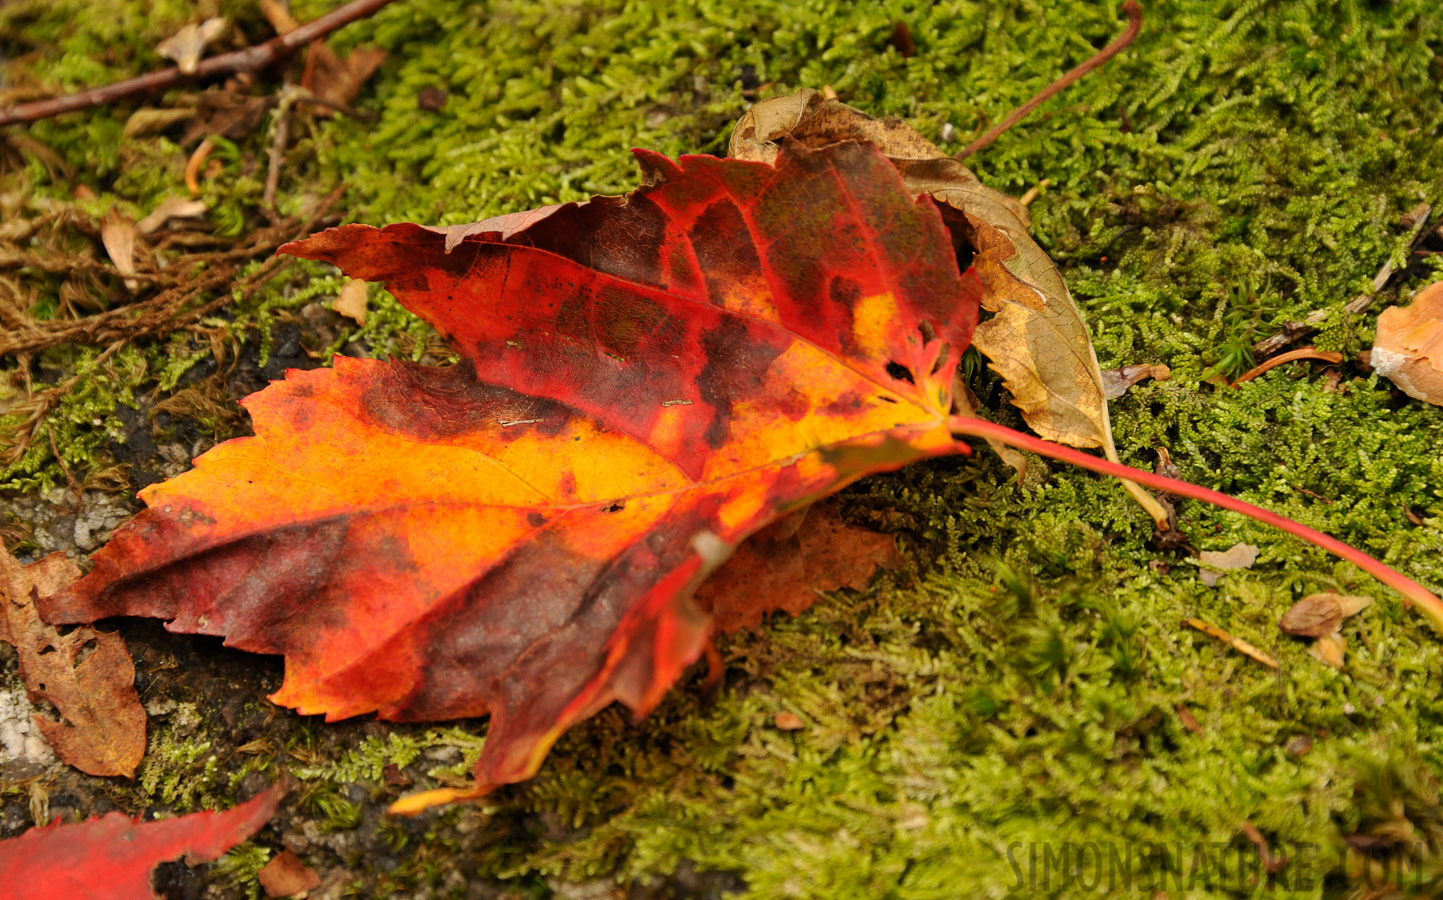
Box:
2;1;1443;898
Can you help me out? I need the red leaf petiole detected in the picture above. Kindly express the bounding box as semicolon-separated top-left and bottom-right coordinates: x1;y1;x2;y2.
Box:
946;416;1443;633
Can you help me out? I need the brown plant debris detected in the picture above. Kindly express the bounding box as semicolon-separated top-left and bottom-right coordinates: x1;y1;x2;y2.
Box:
258;848;322;898
1184;617;1280;669
0;546;146;778
1371;280;1443;406
1198;542;1259;587
696;503;901;634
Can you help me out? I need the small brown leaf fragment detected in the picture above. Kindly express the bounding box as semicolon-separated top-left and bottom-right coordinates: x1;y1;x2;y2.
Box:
695;503;900;634
258;848;321;898
1279;593;1373;637
1198;543;1259;587
303;44;388;114
156;18;229;76
1308;632;1347;670
100;208;139;291
137;197;207;235
888;22;915;57
417;86;448;111
773;711;804;731
332;279;368;326
1100;363;1171;399
1176;703;1202;735
0;547;146;777
1371;281;1443;406
260;0;301;34
1184;617;1279;668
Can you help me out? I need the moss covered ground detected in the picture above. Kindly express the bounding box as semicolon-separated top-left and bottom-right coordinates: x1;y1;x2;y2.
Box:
2;0;1443;897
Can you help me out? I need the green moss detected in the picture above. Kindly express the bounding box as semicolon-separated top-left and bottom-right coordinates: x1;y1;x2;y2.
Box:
5;0;1443;897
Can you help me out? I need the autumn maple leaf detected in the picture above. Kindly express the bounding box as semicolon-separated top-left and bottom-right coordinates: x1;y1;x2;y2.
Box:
41;141;985;810
0;788;278;900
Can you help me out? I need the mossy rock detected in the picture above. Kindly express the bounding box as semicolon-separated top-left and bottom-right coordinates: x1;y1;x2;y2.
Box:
2;0;1443;897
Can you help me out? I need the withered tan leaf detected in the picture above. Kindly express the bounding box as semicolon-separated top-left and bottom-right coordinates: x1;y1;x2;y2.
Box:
1279;592;1373;638
332;278;368;326
156;17;228;76
0;547;146;777
1198;542;1259;587
730;89;1167;525
1371;281;1443;406
137;196;207;235
1308;632;1347;670
100;207;139;291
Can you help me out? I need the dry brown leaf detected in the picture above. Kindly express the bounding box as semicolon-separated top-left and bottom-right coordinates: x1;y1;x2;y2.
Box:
1101;363;1171;399
1198;542;1259;587
0;547;146;777
332;278;368;326
99;208;139;291
303;45;388;113
260;0;301;34
1279;592;1373;637
695;503;900;634
156;17;229;76
258;848;321;898
137;197;207;235
1177;702;1203;735
1308;632;1347;670
773;711;805;731
729;89;1168;527
1371;281;1443;405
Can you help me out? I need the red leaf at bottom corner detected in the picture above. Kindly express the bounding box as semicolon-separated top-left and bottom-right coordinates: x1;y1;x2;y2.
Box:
0;788;279;900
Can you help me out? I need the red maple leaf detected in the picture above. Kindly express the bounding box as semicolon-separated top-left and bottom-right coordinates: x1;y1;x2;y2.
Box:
42;141;983;810
0;789;278;900
37;140;1443;815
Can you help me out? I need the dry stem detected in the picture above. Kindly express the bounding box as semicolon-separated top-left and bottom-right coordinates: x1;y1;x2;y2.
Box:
955;0;1144;160
0;0;397;127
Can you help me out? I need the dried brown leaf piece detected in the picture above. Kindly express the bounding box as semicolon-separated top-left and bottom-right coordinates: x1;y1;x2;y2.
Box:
1308;632;1347;670
1101;363;1171;399
1279;593;1373;637
695;503;900;634
258;848;321;898
729;89;1169;527
773;711;805;731
0;546;146;777
332;278;368;325
100;208;139;291
137;197;207;235
156;18;229;76
303;44;388;114
1198;542;1259;587
1371;281;1443;405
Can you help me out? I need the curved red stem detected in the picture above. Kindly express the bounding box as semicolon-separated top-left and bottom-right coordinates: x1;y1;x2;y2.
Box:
947;416;1443;633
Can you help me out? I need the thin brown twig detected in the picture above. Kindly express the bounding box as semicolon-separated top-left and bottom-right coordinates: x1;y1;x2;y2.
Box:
1230;347;1343;386
0;0;397;128
263;85;302;212
955;0;1144;160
